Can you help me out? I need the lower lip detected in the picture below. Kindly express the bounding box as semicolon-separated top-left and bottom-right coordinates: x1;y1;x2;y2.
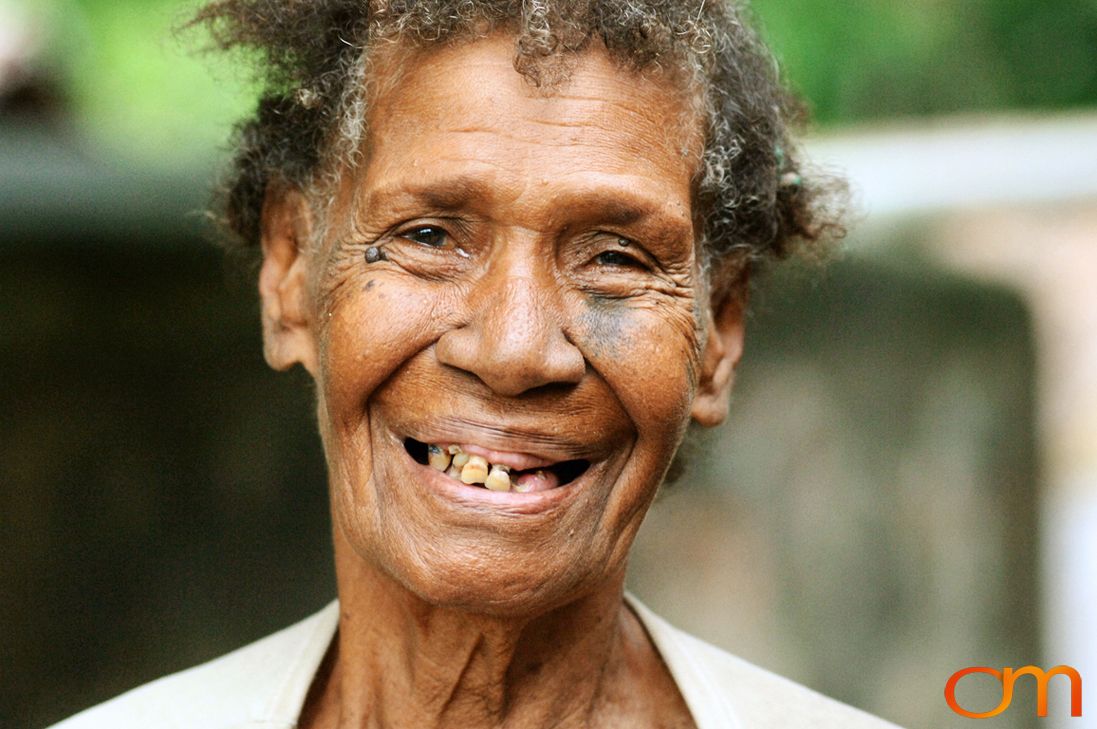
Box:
403;448;590;516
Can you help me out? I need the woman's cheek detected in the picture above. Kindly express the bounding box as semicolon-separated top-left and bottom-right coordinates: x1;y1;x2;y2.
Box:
575;298;700;445
318;276;459;545
318;277;452;420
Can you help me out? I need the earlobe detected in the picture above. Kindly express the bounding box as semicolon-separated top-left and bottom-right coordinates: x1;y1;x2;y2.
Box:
690;286;747;427
258;188;318;375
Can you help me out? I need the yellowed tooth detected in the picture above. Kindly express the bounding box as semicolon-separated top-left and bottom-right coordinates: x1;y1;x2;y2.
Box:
484;465;511;492
445;464;462;480
447;445;461;455
427;444;451;471
460;455;489;485
452;451;470;469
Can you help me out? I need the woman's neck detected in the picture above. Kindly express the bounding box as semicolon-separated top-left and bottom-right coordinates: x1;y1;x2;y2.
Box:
299;535;670;729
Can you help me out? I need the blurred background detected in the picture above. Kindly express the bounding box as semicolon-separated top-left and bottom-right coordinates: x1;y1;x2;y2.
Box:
3;0;1096;727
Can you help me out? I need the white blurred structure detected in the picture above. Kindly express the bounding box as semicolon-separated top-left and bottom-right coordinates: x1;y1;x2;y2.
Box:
0;0;46;92
811;113;1097;728
809;113;1097;223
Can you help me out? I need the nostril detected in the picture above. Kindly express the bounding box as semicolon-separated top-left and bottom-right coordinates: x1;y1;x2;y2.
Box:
516;380;582;399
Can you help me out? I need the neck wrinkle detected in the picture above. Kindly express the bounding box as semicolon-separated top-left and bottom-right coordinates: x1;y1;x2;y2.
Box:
327;537;629;729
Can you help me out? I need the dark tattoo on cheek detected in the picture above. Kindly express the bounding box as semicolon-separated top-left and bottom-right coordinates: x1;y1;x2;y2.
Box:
582;295;701;388
579;296;629;360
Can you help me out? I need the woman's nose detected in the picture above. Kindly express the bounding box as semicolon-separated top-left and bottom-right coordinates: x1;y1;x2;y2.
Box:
435;274;585;397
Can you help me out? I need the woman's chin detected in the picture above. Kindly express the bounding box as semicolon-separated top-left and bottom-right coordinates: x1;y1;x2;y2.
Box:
329;431;640;617
389;545;609;618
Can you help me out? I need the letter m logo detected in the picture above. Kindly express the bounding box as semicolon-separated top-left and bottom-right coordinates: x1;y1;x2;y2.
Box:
1009;665;1083;717
946;665;1082;718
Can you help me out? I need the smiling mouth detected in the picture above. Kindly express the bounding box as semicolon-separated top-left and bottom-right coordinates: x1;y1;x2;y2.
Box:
404;438;590;493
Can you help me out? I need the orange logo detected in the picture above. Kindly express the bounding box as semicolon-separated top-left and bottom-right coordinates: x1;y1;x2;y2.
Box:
945;665;1082;718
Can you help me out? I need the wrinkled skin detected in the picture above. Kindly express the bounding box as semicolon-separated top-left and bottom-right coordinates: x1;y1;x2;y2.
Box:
259;35;745;729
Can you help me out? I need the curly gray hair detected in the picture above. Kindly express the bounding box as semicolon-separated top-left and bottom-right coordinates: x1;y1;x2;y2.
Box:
191;0;843;290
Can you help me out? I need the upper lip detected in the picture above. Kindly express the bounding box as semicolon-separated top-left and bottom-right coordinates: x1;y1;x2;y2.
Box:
448;443;555;472
397;415;605;468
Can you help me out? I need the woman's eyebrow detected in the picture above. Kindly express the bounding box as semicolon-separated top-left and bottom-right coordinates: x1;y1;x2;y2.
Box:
562;197;653;226
360;176;490;215
358;175;690;232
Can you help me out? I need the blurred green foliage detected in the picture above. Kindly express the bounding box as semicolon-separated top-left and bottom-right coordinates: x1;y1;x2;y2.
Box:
41;0;1097;166
61;0;254;167
751;0;1097;123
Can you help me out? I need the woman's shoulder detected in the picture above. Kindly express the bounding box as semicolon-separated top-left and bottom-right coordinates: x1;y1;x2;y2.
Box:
626;594;905;729
46;602;339;729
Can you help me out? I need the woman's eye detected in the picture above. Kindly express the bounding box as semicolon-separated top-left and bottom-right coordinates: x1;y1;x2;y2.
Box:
595;250;644;268
401;226;448;248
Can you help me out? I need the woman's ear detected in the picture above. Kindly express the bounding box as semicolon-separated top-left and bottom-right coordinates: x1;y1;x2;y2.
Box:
258;188;318;375
690;285;747;427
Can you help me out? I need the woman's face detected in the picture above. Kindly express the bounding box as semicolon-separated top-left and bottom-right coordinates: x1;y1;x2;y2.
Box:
261;36;744;615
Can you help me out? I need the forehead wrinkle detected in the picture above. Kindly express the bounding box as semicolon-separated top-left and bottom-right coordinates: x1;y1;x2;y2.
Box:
443;93;689;143
433;129;667;165
420;127;692;190
378;42;697;142
532;89;691;128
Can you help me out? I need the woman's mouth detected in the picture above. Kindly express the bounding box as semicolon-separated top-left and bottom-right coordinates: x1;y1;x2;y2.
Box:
404;438;590;493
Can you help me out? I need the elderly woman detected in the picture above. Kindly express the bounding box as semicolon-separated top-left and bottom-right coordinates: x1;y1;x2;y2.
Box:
53;1;899;728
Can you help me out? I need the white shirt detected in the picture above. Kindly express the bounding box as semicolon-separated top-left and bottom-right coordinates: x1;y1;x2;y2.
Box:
49;596;902;728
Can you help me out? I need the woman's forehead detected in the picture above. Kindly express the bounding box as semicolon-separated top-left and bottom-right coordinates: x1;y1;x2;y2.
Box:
339;35;701;229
